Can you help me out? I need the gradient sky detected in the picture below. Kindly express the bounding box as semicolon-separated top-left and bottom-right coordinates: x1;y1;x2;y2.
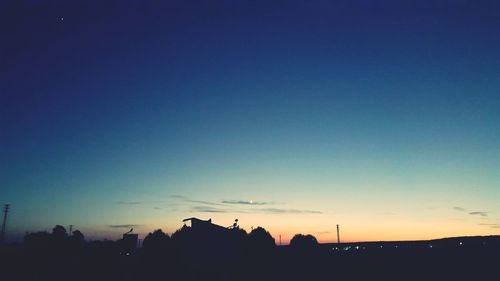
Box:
1;0;500;243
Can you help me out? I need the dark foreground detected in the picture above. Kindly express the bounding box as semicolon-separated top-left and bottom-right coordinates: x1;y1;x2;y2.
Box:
1;236;499;281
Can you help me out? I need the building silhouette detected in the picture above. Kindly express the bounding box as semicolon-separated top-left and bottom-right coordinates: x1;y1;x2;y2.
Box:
121;228;138;254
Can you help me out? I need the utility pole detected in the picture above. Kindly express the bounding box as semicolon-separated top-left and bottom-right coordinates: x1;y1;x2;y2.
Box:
337;224;340;244
1;204;9;243
279;235;282;246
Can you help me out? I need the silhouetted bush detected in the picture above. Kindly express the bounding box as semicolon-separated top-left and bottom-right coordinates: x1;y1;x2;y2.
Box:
24;231;51;251
290;234;318;251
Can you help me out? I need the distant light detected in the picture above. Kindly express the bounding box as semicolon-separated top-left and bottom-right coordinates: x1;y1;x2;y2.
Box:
459;242;463;246
355;246;359;250
126;252;130;256
429;245;433;249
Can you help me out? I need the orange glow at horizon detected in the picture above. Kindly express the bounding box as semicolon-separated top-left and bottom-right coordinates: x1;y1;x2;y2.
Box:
78;212;500;245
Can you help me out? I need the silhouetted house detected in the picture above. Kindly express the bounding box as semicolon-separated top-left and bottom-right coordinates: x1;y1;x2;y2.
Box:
120;228;138;254
182;217;230;234
178;217;244;259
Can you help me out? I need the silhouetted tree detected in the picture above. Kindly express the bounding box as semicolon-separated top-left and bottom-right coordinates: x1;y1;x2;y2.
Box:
50;225;69;254
170;224;193;257
143;229;170;253
71;230;85;243
52;225;68;240
247;227;275;253
171;224;194;245
69;230;85;250
290;234;318;251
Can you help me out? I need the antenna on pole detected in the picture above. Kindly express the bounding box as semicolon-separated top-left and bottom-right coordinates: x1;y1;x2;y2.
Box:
279;235;282;246
337;224;340;244
1;204;10;243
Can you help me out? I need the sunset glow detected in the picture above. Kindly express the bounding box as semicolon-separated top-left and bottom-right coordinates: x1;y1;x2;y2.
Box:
2;1;500;244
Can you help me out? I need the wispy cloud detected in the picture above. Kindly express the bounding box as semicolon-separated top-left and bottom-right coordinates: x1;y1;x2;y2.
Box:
153;207;162;210
258;208;322;214
190;206;249;213
222;199;274;205
173;195;321;215
190;206;229;213
469;211;488;217
479;223;500;229
116;201;142;205
171;195;223;206
108;224;142;229
453;206;466;212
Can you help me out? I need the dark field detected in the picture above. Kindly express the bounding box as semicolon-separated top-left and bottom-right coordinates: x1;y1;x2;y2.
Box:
1;231;499;281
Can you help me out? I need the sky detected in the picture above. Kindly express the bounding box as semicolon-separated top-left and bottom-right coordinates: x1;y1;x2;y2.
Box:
1;0;500;243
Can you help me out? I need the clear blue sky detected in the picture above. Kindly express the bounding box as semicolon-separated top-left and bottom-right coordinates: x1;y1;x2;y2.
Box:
1;0;500;242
